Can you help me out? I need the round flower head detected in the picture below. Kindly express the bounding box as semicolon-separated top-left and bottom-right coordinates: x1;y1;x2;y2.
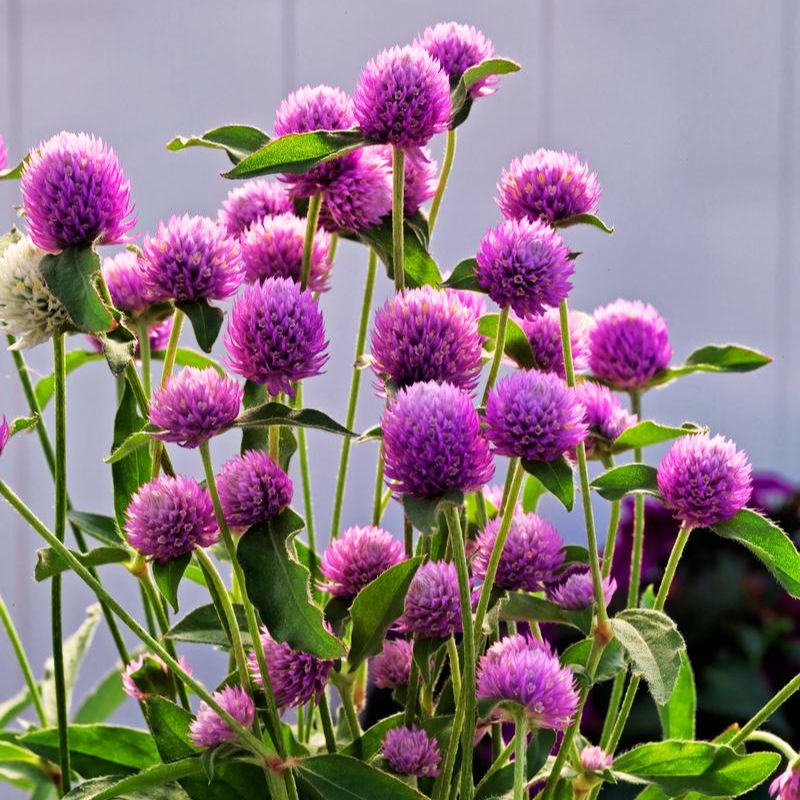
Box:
399;560;461;639
485;371;588;462
189;686;255;748
240;212;331;291
140;214;241;303
497;149;601;224
448;286;487;320
219;179;294;239
225;277;329;396
0;415;9;456
0;134;7;171
371;286;484;394
414;22;497;97
516;308;593;378
353;46;452;148
125;475;218;563
374;145;438;214
382;727;441;777
217;450;293;529
382;381;494;498
549;570;617;610
121;653;191;700
475;218;573;318
371;639;413;689
249;627;334;710
149;367;242;448
0;235;70;349
580;746;613;772
657;433;752;527
473;511;565;592
588;299;672;388
575;382;636;457
770;767;800;800
21;131;136;251
320;525;405;598
102;250;158;317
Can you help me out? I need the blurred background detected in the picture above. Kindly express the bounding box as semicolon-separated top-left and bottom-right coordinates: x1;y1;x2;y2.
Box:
1;0;799;794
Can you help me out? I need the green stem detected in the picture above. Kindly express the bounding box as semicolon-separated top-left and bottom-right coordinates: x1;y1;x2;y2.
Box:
730;672;800;748
513;717;528;800
600;673;626;748
446;636;462;701
428;129;456;235
601;500;622;579
139;583;157;639
301;194;323;290
392;146;406;292
294;384;316;562
338;680;362;739
318;691;337;753
744;731;797;762
150;310;184;479
371;445;386;526
476;739;514;796
404;661;421;726
627;389;645;607
481;306;509;406
137;321;152;399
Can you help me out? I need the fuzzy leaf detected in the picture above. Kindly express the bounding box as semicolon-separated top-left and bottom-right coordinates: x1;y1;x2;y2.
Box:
479;313;537;370
0;156;28;180
612;421;706;453
234;401;355;437
67;512;123;546
34;546;129;582
153;552;191;613
590;463;660;501
521;456;575;511
500;592;592;633
176;299;224;353
167;603;250;647
560;637;626;684
657;650;696;740
61;770;192;799
440;258;481;292
166;124;270;164
106;424;162;465
403;490;463;535
553;213;615;233
475;729;555;800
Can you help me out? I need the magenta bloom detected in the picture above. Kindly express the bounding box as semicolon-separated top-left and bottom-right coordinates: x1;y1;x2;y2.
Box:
382;727;441;777
320;525;405;598
383;381;494;498
189;686;255;748
657;433;753;527
485;371;588;462
588;299;672;388
102;250;158;317
399;560;461;639
770;767;800;800
0;415;9;456
354;46;452;148
226;278;328;396
475;218;573;318
371;639;413;689
125;475;218;563
371;286;484;394
219;179;293;239
0;134;6;171
575;382;636;457
497;149;601;224
217;450;293;529
374;145;438;214
516;308;593;378
580;746;613;772
20;132;136;252
240;212;331;291
473;511;565;592
549;570;617;610
149;367;242;448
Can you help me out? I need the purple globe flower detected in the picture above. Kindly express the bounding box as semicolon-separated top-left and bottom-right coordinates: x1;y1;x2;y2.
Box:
140;215;242;303
374;145;439;214
548;570;617;610
226;277;329;396
473;511;565;592
371;286;484;394
189;686;255;748
770;767;800;800
447;286;487;320
0;415;9;456
219;179;294;239
0;134;7;171
382;727;442;777
149;366;242;448
320;525;405;598
353;46;452;148
20;132;136;252
371;639;413;689
217;450;293;529
125;475;218;563
515;308;593;378
657;433;752;527
399;560;461;639
496;149;601;224
102;250;158;317
382;381;494;498
485;371;588;462
588;299;673;388
580;746;613;772
240;212;331;291
575;382;636;457
475;218;573;318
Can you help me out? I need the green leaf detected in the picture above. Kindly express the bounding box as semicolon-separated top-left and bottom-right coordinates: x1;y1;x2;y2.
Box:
475;729;555;800
34;546;129;582
106;425;162;465
240;379;267;454
73;663;127;725
9;413;39;436
34;350;105;409
521;475;547;513
501;592;593;633
154;347;225;376
450;58;521;128
440;258;481;292
153;552;191;613
612;421;706;453
98;328;137;377
479;313;537;370
176;300;224;353
348;558;423;666
66;512;122;546
657;650;696;740
521;456;575;511
553;213;615;233
62;769;192;799
166;124;271;164
561;637;626;684
0;685;33;728
412;637;445;686
0;156;28;180
234;401;355;437
167;603;250;647
402;490;463;535
342;714;452;762
590;463;660;502
685;344;772;372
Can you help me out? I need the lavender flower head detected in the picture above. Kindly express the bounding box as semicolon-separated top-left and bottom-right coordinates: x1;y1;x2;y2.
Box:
125;475;218;563
371;286;484;394
575;382;636;457
657;433;752;527
21;131;136;252
219;179;293;239
353;46;452;148
485;371;588;462
588;299;672;388
516;308;593;378
320;525;405;598
149;366;242;448
549;570;617;610
0;134;7;171
225;277;329;396
102;250;158;317
770;767;800;800
448;286;487;320
0;415;9;456
399;560;461;639
382;381;494;497
497;149;601;224
375;145;439;214
217;450;293;529
580;746;614;772
189;686;255;748
382;727;442;777
475;218;573;318
371;639;413;689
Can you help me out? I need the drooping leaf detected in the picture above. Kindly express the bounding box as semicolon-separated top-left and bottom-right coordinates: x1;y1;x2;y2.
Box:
521;474;547;513
521;456;575;511
34;546;129;582
166;124;271;164
106;424;162;466
73;662;127;725
66;512;122;546
98;327;137;376
657;650;696;740
0;685;33;728
34;350;105;408
440;258;482;292
644;344;772;389
153;552;191;613
176;300;224;353
167;603;250;647
9;413;40;437
234;401;355;437
500;592;593;634
590;463;660;502
402;490;463;535
560;637;626;684
553;213;615;233
478;313;537;370
612;421;706;453
450;58;521;128
475;729;555;800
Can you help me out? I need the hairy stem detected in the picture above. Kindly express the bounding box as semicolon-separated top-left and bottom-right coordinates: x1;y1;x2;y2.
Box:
513;717;528;800
294;384;316;563
301;194;323;290
392;146;406;292
137;321;152;399
731;673;800;748
744;730;797;762
318;691;337;753
626;388;645;607
481;305;509;407
428;129;456;235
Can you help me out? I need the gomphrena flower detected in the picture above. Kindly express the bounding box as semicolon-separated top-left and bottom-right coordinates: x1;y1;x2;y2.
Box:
374;145;439;214
496;149;601;224
0;415;9;456
0;134;7;171
575;382;636;457
371;286;484;394
353;46;452;148
588;299;672;388
217;450;293;529
0;235;70;349
516;308;593;378
140;214;242;303
382;727;442;777
20;131;136;252
398;560;461;639
189;686;255;748
657;433;752;527
121;653;191;700
102;250;158;318
371;639;413;689
382;381;494;497
477;634;579;729
240;212;331;291
149;366;242;448
475;218;573;319
219;179;294;239
249;627;334;710
225;277;329;396
549;570;617;610
580;746;614;772
319;525;405;598
484;371;588;462
448;286;487;320
473;511;565;592
125;475;218;563
770;767;800;800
